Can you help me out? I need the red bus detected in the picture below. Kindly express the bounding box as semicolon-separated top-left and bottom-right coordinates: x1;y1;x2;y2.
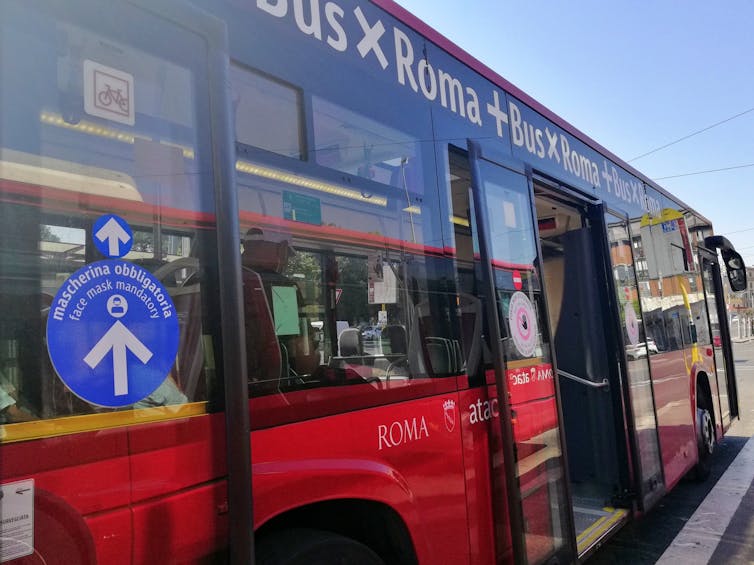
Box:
0;1;747;564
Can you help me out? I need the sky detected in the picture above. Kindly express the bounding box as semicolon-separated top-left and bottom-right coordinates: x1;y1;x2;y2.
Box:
394;0;754;264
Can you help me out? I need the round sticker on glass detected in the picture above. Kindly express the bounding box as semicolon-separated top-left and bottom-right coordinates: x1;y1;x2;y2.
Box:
93;214;133;258
46;260;179;407
509;291;538;358
625;302;639;346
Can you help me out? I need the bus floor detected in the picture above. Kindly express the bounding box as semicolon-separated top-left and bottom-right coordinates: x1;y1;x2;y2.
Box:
572;486;630;557
573;500;629;559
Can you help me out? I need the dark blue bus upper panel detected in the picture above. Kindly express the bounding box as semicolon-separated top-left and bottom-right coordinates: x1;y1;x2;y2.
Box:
194;0;679;221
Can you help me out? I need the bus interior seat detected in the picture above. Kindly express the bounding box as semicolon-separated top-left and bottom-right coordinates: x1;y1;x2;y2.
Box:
242;233;291;274
381;324;407;355
321;328;388;387
153;258;205;401
169;286;205;401
242;267;283;395
242;232;317;387
381;324;409;379
337;327;363;358
328;328;363;376
403;300;431;378
320;325;387;379
458;293;483;379
425;337;452;376
452;340;463;373
278;341;293;389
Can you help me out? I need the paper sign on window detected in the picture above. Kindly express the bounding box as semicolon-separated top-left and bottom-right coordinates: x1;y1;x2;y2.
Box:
272;286;300;336
0;479;34;562
368;262;397;305
503;201;517;228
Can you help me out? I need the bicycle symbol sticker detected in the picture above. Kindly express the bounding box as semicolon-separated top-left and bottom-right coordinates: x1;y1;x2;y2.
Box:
84;60;135;126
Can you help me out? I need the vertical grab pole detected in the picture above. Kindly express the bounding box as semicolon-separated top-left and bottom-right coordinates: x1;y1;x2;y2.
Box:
206;18;254;565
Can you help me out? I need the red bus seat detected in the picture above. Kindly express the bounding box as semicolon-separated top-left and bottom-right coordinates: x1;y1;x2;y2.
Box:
242;267;283;394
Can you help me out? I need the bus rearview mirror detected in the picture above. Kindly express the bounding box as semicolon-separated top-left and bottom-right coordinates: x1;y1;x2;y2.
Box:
723;249;747;292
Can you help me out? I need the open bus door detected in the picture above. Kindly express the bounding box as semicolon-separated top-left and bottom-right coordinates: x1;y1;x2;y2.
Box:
530;188;636;553
466;140;577;565
701;236;747;427
700;250;738;429
602;212;665;512
464;136;664;562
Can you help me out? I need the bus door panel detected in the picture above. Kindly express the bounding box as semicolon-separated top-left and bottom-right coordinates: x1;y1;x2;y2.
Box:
636;210;699;490
603;212;665;511
466;140;576;565
701;252;739;427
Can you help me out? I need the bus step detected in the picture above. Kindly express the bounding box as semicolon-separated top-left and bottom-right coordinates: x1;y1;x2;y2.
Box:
575;505;630;558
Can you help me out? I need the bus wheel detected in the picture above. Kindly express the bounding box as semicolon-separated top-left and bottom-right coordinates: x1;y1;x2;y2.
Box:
257;529;386;565
692;393;715;481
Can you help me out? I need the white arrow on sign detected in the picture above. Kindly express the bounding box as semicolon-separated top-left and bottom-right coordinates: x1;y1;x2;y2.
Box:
83;320;153;396
95;217;131;256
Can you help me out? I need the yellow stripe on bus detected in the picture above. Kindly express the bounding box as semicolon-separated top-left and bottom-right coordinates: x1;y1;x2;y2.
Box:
0;402;207;444
576;507;629;555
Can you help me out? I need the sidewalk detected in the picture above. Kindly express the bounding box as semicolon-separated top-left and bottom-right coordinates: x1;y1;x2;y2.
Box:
657;434;754;564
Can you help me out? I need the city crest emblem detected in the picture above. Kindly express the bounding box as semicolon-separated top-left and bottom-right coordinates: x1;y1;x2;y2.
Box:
444;399;457;432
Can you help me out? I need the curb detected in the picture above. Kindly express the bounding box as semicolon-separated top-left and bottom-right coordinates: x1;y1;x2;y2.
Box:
655;435;754;564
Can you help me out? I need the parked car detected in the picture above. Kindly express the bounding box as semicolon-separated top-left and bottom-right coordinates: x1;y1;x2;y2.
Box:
361;326;382;340
626;338;658;359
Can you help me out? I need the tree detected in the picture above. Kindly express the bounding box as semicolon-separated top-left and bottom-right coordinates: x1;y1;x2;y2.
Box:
40;225;61;243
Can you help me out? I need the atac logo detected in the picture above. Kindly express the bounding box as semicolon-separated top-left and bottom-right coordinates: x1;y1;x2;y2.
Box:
444;399;457;432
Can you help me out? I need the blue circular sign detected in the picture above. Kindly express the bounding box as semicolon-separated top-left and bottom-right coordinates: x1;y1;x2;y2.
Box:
92;214;133;258
46;260;179;407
